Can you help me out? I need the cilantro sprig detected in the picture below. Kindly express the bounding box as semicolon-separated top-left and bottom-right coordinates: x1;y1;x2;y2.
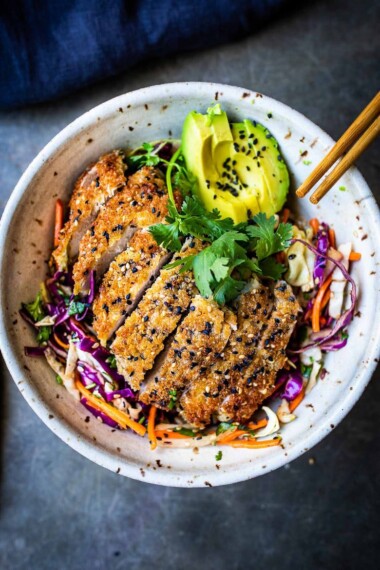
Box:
131;139;292;304
22;291;52;345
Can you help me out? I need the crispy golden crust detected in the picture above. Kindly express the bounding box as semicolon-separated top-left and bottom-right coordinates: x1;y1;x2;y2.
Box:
179;284;275;426
52;150;127;270
72;166;174;295
217;282;300;423
92;231;170;346
111;239;203;390
139;296;236;407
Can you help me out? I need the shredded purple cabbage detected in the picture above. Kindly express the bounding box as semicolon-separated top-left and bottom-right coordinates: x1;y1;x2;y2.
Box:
24;346;46;357
289;239;357;354
313;224;329;283
278;370;304;401
80;398;118;428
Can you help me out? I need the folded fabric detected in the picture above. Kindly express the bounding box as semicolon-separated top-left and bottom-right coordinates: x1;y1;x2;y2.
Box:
0;0;286;109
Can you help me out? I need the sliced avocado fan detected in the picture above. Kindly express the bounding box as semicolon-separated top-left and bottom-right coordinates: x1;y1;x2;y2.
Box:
181;104;289;223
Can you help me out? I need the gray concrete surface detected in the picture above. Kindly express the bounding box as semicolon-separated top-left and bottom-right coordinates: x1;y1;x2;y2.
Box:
0;0;379;569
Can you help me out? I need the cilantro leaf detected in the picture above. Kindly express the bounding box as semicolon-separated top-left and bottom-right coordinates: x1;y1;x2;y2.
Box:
247;214;292;260
36;326;52;345
216;422;235;435
106;355;117;369
215;450;223;461
149;222;182;252
67;300;88;316
213;275;246;305
23;291;45;322
258;257;285;280
168;389;178;410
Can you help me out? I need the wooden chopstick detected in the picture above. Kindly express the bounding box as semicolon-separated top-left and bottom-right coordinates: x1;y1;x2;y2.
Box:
296;91;380;203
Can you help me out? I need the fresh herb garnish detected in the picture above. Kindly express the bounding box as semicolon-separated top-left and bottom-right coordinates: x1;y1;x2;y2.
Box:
153;205;292;302
216;422;235;436
37;326;52;344
176;428;197;437
106;355;117;369
67;300;88;316
245;213;292;260
300;363;313;379
56;374;63;385
23;291;45;322
168;389;178;410
215;450;223;461
23;291;52;344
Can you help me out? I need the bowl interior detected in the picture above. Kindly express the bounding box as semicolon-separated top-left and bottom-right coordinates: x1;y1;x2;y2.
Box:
1;83;379;487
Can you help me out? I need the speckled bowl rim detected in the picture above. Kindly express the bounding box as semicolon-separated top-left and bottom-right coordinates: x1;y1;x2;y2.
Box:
1;82;379;487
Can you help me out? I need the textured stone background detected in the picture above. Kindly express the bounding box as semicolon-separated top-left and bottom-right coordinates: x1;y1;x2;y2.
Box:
0;0;379;568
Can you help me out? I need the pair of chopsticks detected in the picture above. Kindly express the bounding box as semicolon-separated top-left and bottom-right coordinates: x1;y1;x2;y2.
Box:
296;91;380;204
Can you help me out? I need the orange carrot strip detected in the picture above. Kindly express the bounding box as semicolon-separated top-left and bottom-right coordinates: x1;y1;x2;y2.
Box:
53;333;69;350
311;274;333;332
217;429;248;444
328;228;336;248
304;307;313;322
349;251;362;261
154;430;192;440
289;389;305;412
54;199;64;247
320;289;331;311
223;438;281;449
75;380;146;436
148;406;157;450
281;208;291;223
247;419;268;430
309;218;320;235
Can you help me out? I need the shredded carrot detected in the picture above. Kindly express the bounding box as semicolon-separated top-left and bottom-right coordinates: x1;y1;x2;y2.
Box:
217;429;248;444
349;251;362;261
54;199;64;247
304;306;313;322
53;333;69;350
75;380;146;436
276;251;286;264
320;289;331;311
148;406;157;450
223;438;281;449
281;208;291;223
289;389;305;412
309;218;320;235
311;274;333;332
319;316;327;327
247;419;268;430
154;430;192;440
328;228;336;248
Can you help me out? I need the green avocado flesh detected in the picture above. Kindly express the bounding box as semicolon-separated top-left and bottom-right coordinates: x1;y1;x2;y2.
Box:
181;106;289;223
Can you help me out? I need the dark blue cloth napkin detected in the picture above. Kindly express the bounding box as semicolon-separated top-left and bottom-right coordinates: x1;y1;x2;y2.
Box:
0;0;286;109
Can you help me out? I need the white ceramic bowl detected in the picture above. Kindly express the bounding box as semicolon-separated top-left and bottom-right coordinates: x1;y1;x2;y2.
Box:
1;82;379;487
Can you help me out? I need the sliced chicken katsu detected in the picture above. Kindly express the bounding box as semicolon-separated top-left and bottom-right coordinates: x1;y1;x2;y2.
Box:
219;281;300;423
73;166;176;295
180;281;300;426
52;150;127;270
92;230;171;346
111;239;203;390
139;296;237;407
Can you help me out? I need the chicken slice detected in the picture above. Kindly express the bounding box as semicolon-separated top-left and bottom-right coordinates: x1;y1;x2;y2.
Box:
72;166;175;295
92;230;171;346
139;296;237;408
52;150;127;270
111;239;203;390
179;282;276;426
217;281;301;423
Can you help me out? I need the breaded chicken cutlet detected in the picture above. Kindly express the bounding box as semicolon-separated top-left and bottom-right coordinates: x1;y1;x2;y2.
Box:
72;166;179;295
52;150;127;270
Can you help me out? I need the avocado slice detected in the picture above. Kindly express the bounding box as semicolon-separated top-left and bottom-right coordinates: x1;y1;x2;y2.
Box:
182;106;289;223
